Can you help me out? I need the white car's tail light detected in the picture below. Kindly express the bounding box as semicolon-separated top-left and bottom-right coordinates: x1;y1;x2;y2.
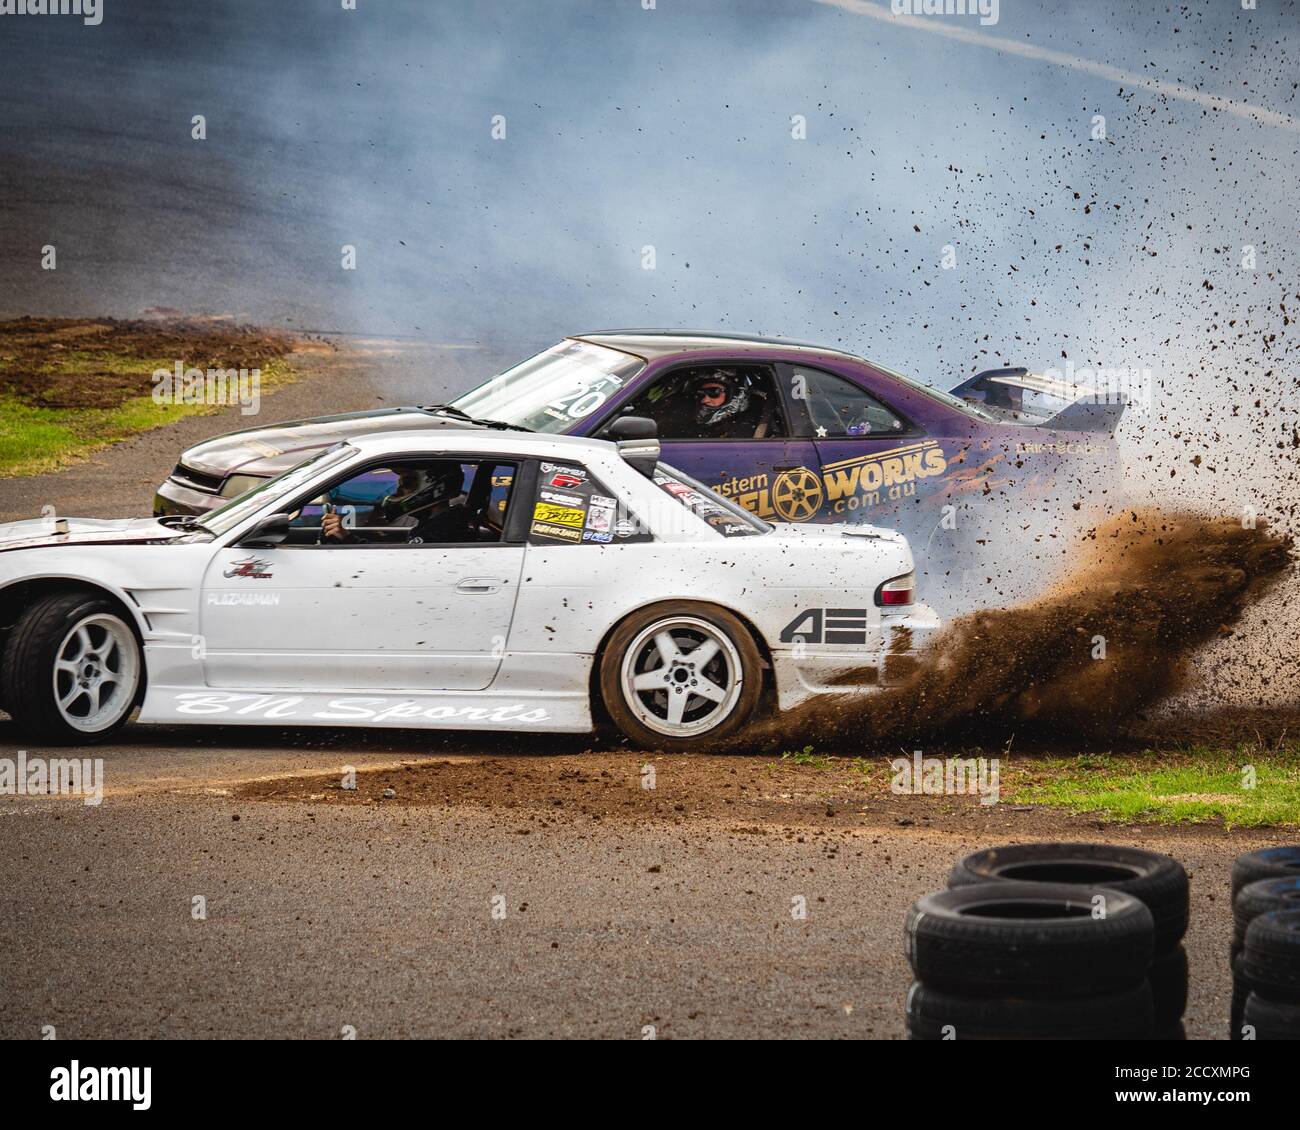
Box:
875;572;914;607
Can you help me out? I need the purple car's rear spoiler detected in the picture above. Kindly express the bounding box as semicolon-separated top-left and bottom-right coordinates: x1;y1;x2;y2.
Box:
949;367;1126;433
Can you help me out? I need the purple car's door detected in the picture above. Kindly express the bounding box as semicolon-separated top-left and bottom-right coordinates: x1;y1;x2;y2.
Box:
773;360;959;539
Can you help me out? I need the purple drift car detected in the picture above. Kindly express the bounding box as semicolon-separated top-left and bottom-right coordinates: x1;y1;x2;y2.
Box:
155;330;1125;559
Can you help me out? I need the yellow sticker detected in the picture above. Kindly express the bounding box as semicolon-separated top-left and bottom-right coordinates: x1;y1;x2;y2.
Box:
532;502;585;528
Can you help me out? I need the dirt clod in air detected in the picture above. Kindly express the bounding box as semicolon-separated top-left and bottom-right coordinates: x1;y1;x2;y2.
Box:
756;511;1295;749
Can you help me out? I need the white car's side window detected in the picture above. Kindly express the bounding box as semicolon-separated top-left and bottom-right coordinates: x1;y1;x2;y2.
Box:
281;459;518;547
527;460;651;547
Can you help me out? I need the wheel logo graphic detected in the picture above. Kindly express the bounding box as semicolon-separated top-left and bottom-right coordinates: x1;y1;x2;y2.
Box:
771;467;823;522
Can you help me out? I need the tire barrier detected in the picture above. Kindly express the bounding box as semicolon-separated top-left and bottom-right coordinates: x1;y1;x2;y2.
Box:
1230;853;1300;1040
904;881;1155;1040
1238;907;1300;1040
906;841;1300;1039
944;842;1187;1038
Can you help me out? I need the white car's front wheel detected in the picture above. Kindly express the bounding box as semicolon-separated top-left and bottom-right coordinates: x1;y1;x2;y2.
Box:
599;602;763;751
1;590;142;745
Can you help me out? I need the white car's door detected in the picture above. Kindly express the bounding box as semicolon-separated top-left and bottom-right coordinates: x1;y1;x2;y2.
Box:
198;456;526;692
199;542;523;691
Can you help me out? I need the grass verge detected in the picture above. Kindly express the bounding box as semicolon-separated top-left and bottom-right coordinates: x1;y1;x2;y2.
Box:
1004;747;1300;828
0;356;295;476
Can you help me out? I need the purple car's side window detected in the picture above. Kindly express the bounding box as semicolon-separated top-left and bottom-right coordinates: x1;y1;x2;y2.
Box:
614;364;787;442
787;366;908;438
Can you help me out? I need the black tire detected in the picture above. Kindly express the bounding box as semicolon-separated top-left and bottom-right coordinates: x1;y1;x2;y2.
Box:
1232;847;1300;898
1231;950;1252;1040
905;981;1154;1040
1233;877;1300;952
1154;1021;1187;1041
0;590;143;745
1241;909;1300;1002
1243;992;1300;1040
597;601;763;752
948;842;1189;954
905;882;1154;998
1149;944;1188;1030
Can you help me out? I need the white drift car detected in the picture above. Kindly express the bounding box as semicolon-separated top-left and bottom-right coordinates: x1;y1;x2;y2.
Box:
0;426;938;750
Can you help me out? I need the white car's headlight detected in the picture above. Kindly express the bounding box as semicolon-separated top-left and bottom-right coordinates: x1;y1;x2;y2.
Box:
220;474;268;499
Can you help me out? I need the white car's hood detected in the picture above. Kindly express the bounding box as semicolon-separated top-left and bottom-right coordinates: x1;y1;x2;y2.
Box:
0;516;185;552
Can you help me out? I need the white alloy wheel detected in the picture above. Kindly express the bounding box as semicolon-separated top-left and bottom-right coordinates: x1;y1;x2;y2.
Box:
619;615;744;738
52;612;140;733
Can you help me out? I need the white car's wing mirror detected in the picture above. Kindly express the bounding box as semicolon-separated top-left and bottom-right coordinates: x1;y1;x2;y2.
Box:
241;513;291;547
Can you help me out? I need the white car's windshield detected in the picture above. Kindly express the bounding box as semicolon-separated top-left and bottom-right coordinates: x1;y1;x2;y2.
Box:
200;444;357;536
451;340;645;433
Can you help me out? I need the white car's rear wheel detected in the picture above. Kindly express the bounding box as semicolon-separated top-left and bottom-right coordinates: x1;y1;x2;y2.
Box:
599;602;763;751
1;591;142;745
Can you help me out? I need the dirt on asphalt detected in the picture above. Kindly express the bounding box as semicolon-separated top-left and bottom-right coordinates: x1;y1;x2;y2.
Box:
231;706;1300;838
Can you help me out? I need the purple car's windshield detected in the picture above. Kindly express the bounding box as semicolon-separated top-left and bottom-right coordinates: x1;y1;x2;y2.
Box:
450;340;645;433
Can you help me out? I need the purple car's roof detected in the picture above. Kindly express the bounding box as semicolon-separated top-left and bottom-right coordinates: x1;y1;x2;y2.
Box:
571;329;868;364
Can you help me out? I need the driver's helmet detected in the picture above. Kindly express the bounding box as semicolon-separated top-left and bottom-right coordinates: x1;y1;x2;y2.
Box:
693;369;751;427
378;463;463;521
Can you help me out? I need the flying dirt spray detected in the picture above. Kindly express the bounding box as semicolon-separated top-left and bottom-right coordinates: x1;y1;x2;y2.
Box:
753;510;1294;751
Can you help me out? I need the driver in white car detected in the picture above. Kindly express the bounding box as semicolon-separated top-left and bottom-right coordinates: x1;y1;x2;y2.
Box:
321;463;474;544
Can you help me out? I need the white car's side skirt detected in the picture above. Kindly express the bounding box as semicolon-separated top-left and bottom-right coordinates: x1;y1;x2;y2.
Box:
139;688;593;732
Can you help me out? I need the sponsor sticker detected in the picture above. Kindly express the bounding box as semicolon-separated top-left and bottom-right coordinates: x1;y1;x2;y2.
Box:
540;488;583;508
530;520;581;543
168;692;551;724
711;440;951;521
780;608;871;645
540;461;587;486
223;556;274;579
586;496;615;533
532;501;585;529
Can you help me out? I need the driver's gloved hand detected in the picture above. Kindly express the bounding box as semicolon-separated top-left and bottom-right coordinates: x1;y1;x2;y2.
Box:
321;512;352;541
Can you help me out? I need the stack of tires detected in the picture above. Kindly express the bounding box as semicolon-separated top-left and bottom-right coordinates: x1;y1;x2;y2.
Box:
904;881;1156;1039
947;843;1190;1038
1231;847;1300;1040
905;843;1188;1040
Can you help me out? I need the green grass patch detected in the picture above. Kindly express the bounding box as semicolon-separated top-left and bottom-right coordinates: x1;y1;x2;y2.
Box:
779;745;833;768
1006;746;1300;828
0;357;295;476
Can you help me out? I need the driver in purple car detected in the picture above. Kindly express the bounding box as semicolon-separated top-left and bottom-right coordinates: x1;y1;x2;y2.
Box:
654;368;773;439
